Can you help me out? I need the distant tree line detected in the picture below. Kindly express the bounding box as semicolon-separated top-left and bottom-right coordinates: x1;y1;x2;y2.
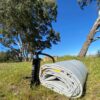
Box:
0;50;33;63
97;50;100;57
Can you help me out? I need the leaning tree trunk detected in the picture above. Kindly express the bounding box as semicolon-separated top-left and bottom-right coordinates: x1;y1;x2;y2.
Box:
78;17;100;57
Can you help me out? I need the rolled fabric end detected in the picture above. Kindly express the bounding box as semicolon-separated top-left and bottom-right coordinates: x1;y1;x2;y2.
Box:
39;60;88;98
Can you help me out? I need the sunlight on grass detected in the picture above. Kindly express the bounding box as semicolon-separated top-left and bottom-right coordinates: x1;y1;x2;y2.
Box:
0;57;100;100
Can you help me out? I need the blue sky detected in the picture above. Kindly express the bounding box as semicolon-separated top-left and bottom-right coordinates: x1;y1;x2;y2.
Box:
44;0;100;56
0;0;100;56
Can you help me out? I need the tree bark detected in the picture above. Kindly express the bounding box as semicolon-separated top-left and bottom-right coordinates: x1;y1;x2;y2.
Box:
78;17;100;57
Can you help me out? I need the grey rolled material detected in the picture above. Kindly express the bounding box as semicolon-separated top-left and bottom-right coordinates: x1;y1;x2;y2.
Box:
39;60;88;98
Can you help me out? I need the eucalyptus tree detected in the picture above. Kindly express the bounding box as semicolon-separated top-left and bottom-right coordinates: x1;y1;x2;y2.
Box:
77;0;100;57
0;0;60;85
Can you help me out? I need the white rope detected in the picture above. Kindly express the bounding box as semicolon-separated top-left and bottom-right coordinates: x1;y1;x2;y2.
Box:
39;60;88;98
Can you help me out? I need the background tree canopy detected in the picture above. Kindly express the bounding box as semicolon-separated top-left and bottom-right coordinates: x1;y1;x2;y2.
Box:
0;0;60;60
77;0;100;9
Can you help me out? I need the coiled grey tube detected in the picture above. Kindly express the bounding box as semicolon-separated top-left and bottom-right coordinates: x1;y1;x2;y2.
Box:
39;60;88;98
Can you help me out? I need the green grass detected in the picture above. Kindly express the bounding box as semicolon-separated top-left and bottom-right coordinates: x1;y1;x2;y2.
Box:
0;56;100;100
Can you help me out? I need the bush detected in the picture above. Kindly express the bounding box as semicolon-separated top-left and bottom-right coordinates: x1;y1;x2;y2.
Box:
0;52;8;62
97;50;100;57
0;51;22;63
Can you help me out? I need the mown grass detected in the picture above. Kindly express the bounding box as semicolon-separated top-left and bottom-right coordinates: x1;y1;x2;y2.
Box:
0;56;100;100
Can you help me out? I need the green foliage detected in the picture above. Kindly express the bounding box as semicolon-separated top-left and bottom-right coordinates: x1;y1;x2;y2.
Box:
97;50;100;57
0;0;60;55
0;52;8;62
0;51;22;62
77;0;100;9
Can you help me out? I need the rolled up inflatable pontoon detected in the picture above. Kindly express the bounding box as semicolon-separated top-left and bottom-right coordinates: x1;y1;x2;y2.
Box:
39;60;88;98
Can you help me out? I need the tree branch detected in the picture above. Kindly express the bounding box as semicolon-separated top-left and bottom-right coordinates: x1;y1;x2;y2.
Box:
92;36;100;42
96;29;100;32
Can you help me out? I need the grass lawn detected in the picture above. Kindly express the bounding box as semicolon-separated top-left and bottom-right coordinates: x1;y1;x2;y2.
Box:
0;56;100;100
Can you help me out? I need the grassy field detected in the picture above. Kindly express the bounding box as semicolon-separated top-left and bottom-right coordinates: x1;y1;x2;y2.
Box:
0;56;100;100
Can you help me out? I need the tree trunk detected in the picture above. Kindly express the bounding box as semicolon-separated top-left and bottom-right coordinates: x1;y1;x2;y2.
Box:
78;17;100;57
